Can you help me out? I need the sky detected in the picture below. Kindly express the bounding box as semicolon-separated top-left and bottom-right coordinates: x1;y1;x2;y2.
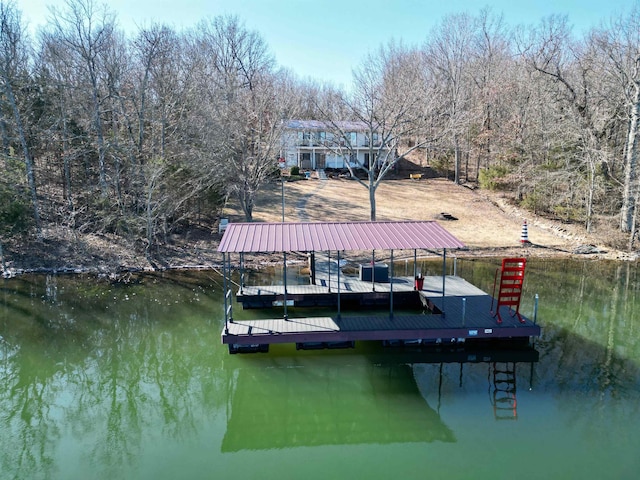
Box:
16;0;639;89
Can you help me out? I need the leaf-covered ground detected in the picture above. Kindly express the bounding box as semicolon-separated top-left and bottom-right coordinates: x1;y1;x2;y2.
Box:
2;177;632;277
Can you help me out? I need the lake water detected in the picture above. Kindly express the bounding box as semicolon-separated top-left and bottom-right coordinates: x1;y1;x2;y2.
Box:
1;258;639;480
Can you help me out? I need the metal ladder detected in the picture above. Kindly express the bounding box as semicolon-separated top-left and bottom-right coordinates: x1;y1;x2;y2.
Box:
491;257;527;323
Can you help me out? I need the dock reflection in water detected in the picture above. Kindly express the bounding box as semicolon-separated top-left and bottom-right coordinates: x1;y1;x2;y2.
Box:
222;346;538;452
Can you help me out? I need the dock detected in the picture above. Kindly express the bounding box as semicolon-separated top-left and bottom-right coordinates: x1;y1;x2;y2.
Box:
224;275;539;352
217;221;540;354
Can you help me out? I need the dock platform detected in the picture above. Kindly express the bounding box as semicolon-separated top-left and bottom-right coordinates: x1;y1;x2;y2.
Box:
218;222;540;354
223;275;540;352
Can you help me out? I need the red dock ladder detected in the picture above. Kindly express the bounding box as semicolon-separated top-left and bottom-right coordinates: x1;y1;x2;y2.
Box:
491;257;526;324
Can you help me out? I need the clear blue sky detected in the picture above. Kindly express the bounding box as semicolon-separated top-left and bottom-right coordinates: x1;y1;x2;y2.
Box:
17;0;638;88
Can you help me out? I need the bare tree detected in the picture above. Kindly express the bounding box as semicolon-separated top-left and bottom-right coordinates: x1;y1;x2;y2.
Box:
328;42;432;221
49;0;116;197
519;15;617;232
594;6;640;239
0;1;41;234
424;13;476;184
467;8;511;180
38;33;77;212
187;15;291;222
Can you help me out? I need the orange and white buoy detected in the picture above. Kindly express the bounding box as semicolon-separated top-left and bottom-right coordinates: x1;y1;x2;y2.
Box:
520;220;530;244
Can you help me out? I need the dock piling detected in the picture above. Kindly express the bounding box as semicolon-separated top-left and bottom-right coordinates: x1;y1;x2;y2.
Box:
462;297;466;326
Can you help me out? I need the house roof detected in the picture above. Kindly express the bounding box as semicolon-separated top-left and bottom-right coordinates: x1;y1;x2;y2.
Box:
285;119;370;132
217;221;465;253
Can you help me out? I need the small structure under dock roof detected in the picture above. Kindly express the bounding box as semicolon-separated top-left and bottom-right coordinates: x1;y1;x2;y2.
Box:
217;221;540;354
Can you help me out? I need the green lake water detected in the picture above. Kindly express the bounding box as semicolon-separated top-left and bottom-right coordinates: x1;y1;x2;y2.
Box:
1;258;639;480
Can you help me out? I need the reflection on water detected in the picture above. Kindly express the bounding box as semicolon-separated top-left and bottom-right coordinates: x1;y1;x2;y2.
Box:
222;348;540;452
1;260;639;480
223;359;457;452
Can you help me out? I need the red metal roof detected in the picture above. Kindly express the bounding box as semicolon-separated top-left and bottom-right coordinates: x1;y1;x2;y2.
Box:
217;221;465;253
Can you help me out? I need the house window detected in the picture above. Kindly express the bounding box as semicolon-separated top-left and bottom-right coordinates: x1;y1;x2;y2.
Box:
365;133;379;146
364;153;376;168
298;131;311;145
349;132;357;145
313;131;326;145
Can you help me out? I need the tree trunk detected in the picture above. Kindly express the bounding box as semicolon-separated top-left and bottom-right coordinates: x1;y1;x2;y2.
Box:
0;116;9;157
454;133;460;184
146;179;154;257
0;237;5;274
3;80;41;235
369;186;377;221
621;81;640;232
60;89;74;211
92;83;109;196
628;195;638;251
237;180;255;222
586;159;596;233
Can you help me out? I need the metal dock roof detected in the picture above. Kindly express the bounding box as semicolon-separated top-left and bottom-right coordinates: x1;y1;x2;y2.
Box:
217;221;466;253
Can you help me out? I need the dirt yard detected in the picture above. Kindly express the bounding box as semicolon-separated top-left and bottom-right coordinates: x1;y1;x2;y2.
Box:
232;176;613;260
2;176;630;277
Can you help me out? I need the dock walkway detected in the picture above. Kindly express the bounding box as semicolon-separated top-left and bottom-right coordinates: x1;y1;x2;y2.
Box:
225;273;540;351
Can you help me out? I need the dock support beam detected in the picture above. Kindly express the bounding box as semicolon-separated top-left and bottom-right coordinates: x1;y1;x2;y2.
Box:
239;253;245;294
371;250;375;292
337;250;341;319
327;250;331;292
222;252;228;333
310;252;316;285
222;252;233;332
390;249;394;320
441;248;447;315
462;297;466;326
283;251;288;320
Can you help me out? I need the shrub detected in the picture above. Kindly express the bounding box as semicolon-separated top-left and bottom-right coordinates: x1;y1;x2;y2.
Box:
290;165;300;176
552;205;583;223
428;157;451;177
478;165;509;190
0;182;31;235
519;192;547;214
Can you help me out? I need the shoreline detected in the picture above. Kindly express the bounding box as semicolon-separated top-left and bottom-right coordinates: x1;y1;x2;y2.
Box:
2;241;634;280
3;178;638;279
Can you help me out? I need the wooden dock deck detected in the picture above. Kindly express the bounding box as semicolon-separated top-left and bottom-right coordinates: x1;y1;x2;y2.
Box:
223;274;540;352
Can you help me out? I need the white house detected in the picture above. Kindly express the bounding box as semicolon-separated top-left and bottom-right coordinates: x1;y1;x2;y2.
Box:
280;119;391;171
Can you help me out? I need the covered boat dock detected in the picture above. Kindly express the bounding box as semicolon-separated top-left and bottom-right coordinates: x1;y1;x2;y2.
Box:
217;221;540;353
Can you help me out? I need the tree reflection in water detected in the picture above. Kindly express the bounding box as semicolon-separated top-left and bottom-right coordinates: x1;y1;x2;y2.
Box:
0;272;225;479
0;261;638;479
